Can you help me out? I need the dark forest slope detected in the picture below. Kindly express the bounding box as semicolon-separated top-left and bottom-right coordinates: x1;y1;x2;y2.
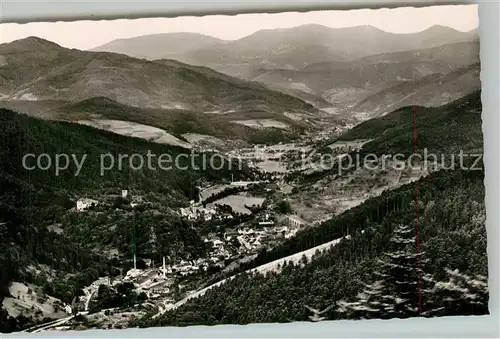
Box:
141;168;487;326
0;109;249;331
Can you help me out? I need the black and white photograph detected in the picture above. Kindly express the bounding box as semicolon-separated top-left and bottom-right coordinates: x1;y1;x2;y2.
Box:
0;3;489;334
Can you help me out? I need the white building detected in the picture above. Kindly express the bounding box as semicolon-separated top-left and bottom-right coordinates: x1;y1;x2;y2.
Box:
258;214;275;226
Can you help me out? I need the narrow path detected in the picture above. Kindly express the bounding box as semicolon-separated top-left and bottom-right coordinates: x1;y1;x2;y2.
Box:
84;288;97;312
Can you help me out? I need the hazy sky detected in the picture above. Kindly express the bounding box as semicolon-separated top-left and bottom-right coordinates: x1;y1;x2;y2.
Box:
0;4;478;50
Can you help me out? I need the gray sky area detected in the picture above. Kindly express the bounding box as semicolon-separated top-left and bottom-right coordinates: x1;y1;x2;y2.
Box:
0;4;479;50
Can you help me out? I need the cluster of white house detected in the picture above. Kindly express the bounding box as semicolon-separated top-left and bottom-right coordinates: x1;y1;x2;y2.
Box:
203;236;234;264
179;205;219;221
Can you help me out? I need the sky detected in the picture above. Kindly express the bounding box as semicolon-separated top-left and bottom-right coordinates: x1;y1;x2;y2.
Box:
0;4;479;50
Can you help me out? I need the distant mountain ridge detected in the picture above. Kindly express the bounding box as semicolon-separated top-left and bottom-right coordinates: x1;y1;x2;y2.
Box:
0;25;481;136
91;24;478;70
88;24;479;118
91;32;227;61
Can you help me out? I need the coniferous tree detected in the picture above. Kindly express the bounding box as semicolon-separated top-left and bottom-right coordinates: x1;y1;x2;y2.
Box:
336;279;390;319
337;224;431;319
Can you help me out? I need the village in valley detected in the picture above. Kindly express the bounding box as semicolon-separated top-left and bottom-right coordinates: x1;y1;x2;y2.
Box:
23;143;314;332
13;118;434;333
12;122;437;333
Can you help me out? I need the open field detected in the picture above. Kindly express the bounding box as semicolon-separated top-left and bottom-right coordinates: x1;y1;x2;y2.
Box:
77;119;192;149
208;194;266;215
231;119;290;129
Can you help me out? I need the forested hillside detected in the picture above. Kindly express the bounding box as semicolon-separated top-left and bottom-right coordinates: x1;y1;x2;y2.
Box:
139;168;487;326
214;91;484;276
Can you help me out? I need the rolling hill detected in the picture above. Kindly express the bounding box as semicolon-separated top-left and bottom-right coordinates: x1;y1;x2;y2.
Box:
267;91;483;265
135;91;486;327
0;37;316;114
248;41;480;115
350;62;480;117
140;168;486;327
86;25;480;117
